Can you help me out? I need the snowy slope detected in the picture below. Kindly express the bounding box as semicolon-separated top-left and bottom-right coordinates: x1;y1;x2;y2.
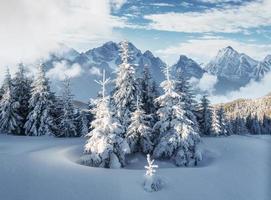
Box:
0;134;270;200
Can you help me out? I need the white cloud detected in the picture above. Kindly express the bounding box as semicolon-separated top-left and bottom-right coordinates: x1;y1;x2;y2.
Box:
0;0;129;85
47;61;83;80
156;37;271;64
0;0;125;67
144;0;271;33
89;67;102;76
210;71;271;103
149;3;175;7
197;73;218;92
110;0;127;10
198;0;242;3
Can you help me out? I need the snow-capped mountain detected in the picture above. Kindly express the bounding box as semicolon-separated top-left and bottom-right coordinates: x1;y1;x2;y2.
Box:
44;42;166;101
254;55;271;81
42;43;271;101
205;46;258;83
205;46;271;93
172;55;205;79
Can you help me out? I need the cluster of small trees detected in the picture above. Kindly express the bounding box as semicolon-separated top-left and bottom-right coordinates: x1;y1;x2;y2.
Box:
0;64;88;137
82;41;203;168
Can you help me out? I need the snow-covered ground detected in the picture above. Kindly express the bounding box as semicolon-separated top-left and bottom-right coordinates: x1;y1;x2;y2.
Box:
0;134;270;200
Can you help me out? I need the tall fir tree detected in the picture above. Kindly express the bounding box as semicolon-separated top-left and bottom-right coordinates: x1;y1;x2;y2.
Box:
83;70;130;168
152;65;201;166
126;96;154;154
12;63;32;135
58;77;78;137
250;115;261;135
234;115;248;135
140;64;158;115
0;69;22;134
24;65;56;136
112;41;140;130
212;106;228;136
211;109;221;136
175;70;199;132
262;114;271;134
197;95;213;136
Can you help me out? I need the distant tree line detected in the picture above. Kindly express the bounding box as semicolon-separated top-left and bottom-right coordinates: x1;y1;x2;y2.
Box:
0;64;88;137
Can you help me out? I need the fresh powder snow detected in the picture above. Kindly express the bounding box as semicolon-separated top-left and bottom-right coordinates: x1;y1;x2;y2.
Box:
0;134;270;200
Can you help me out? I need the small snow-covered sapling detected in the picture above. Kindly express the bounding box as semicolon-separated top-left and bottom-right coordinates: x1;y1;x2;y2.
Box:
143;154;162;192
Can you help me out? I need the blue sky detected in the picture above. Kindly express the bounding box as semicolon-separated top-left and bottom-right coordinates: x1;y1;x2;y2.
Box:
108;0;271;64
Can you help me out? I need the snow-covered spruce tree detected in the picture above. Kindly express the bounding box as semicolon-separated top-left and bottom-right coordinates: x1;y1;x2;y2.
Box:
175;70;199;132
211;107;227;136
79;111;89;136
211;109;221;136
0;69;22;134
234;115;248;135
153;65;201;166
126;96;154;154
140;64;158;115
12;63;32;135
24;65;56;136
197;95;213;136
262;114;271;134
58;77;78;137
143;154;162;192
82;70;130;168
216;106;228;136
250;115;261;135
112;41;140;130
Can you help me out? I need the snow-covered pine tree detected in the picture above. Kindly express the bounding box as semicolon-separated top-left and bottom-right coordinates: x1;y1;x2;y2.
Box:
152;65;201;166
197;95;213;136
143;154;162;192
175;70;199;132
212;106;228;136
112;41;140;130
234;115;248;135
79;111;89;136
126;96;154;154
12;63;32;135
83;70;130;168
250;115;261;135
0;69;22;134
24;64;56;136
58;77;78;137
216;106;228;136
211;108;221;136
262;114;271;134
140;64;158;115
0;86;4;101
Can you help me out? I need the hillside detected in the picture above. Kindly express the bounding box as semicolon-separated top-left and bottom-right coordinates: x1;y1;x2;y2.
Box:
216;94;271;119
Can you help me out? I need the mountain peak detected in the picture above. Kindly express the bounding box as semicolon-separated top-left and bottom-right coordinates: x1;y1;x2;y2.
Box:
173;55;205;79
143;50;154;58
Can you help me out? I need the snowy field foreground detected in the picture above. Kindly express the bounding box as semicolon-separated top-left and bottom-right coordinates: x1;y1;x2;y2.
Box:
0;135;270;200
